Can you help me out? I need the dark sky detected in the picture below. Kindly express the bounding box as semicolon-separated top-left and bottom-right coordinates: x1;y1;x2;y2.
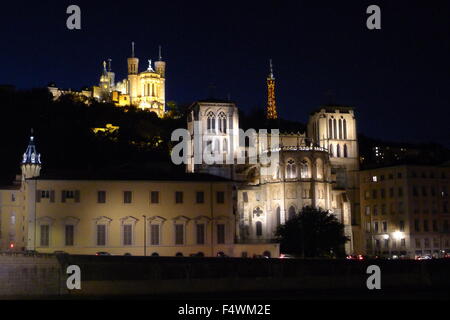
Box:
0;0;449;146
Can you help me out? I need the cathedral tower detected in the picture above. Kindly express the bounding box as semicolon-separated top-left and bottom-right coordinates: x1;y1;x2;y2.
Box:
266;59;278;120
21;130;41;180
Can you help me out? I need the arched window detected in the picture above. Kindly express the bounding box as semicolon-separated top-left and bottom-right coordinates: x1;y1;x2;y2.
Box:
343;119;347;139
276;207;281;227
274;166;281;179
329;144;334;157
218;112;227;133
223;138;228;152
333;119;337;139
337;144;341;158
300;160;309;179
286;159;297;179
328;119;333;139
339;119;343;139
288;206;296;220
344;144;348;158
256;221;263;236
316;158;324;180
207;112;215;132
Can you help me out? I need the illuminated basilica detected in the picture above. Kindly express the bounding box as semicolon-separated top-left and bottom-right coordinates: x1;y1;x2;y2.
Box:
48;43;166;117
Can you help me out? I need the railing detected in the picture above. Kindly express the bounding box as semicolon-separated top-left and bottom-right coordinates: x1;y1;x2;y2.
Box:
262;145;329;153
0;251;55;258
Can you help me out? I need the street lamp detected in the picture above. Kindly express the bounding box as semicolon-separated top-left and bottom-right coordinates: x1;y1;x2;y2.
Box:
393;231;404;240
143;215;147;257
383;234;390;258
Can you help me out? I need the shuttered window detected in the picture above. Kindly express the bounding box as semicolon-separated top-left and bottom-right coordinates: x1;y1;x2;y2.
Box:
65;225;74;246
123;224;132;245
40;225;49;246
150;224;160;245
97;225;106;246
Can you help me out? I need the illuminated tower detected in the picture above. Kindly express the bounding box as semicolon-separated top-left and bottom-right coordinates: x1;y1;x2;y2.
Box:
21;129;42;180
266;59;278;120
127;41;140;104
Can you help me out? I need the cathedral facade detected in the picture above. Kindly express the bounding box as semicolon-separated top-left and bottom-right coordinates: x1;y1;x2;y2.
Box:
48;43;166;117
187;63;360;254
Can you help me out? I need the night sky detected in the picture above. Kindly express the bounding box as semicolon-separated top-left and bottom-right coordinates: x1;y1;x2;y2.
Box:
0;0;448;146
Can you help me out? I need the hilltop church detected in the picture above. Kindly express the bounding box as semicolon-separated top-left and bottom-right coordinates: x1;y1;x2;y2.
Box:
48;43;166;117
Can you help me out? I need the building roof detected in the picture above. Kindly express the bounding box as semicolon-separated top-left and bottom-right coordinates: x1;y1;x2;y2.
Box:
310;105;355;115
29;169;231;182
22;133;41;165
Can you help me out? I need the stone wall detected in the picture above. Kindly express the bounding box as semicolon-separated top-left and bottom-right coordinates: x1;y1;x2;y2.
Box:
0;253;62;297
1;253;450;297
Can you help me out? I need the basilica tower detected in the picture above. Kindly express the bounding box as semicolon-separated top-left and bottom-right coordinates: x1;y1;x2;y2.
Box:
266;59;278;120
127;42;140;104
154;45;166;78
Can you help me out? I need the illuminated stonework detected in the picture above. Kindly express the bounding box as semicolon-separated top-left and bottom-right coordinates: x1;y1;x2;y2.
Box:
49;43;166;118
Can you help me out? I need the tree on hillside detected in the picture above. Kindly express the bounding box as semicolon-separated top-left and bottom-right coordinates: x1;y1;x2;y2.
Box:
275;206;349;258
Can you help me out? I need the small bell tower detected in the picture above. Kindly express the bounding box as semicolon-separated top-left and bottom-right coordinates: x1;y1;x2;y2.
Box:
21;129;42;180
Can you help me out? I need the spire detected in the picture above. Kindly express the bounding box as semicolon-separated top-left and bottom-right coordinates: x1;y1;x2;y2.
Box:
269;59;274;79
103;60;107;72
22;129;41;165
131;41;135;58
266;59;278;120
158;45;162;61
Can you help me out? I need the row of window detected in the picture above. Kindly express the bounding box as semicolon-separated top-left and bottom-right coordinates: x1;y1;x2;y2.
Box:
412;201;449;214
365;203;405;215
368;171;448;183
39;223;227;247
368;221;405;233
372;238;407;249
364;187;404;199
329;143;349;158
37;190;226;205
412;185;449;198
367;219;450;234
364;186;449;200
413;219;450;233
328;118;348;140
206;111;229;133
415;238;450;248
365;202;449;216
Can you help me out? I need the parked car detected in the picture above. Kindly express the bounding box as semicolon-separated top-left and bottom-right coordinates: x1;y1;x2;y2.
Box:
123;253;132;256
253;254;269;259
279;254;296;259
95;252;111;256
346;254;365;260
416;255;432;260
216;251;228;258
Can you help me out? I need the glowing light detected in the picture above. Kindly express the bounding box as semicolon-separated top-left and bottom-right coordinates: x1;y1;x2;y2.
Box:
393;231;404;240
383;234;389;240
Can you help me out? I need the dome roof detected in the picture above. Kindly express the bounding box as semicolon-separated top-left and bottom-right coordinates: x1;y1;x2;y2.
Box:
22;133;41;165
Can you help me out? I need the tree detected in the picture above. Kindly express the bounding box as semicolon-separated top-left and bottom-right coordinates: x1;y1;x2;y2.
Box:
275;206;349;258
